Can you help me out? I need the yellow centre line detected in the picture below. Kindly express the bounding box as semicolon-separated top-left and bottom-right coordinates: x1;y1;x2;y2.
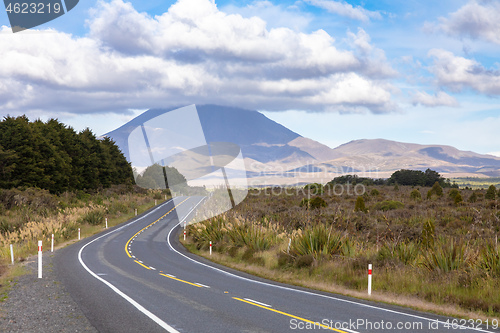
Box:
232;297;348;333
134;260;151;270
159;273;202;288
125;198;189;258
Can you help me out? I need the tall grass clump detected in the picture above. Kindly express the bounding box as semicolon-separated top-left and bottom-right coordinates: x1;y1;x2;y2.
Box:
188;215;282;252
78;207;106;225
480;242;500;275
290;225;345;259
422;238;473;272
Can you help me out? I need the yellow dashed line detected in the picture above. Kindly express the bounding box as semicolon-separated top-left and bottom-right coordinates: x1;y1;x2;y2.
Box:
159;273;203;288
232;297;348;332
134;260;151;270
125;198;189;258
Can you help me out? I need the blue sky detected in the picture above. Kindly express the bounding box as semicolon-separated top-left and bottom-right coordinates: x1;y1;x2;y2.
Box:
0;0;499;156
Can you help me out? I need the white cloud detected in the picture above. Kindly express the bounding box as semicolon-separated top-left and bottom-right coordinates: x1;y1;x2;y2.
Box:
305;0;381;22
411;91;459;107
488;151;500;157
0;0;396;116
428;49;500;95
437;0;500;45
222;1;311;31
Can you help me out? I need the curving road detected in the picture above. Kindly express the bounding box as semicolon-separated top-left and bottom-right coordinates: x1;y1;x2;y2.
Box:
55;197;499;333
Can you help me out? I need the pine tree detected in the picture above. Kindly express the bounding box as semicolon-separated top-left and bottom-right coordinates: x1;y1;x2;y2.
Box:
486;185;497;200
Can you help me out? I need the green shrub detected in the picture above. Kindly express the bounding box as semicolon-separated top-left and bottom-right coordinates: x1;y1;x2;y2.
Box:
277;252;293;268
300;196;327;209
486;185;497;200
410;189;422;201
373;200;404;211
242;248;255;261
448;189;460;200
454;192;463;205
304;183;324;195
295;254;314;268
468;191;478;203
370;189;380;196
427;181;444;199
354;196;367;212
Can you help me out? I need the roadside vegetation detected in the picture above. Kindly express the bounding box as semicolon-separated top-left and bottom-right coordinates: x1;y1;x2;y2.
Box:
183;178;500;319
0;185;170;296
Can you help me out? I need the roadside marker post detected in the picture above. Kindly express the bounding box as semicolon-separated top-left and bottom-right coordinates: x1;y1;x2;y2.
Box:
38;241;42;279
368;264;372;295
155;199;157;206
51;234;54;252
78;228;81;240
135;208;138;216
209;241;212;255
10;244;14;264
105;217;108;229
183;230;186;241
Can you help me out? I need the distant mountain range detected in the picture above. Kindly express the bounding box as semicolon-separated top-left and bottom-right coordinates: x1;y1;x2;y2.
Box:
105;105;500;186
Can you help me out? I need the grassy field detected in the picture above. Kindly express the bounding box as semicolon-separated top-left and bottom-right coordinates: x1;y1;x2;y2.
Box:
452;178;500;189
0;185;170;299
183;184;500;320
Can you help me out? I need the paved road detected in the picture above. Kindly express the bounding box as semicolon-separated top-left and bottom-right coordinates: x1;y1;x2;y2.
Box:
55;197;499;333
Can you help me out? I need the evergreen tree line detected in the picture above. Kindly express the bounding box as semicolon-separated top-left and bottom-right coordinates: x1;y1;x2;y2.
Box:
0;116;134;193
328;168;457;188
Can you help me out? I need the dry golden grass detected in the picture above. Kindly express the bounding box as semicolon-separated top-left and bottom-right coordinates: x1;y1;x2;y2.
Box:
186;242;498;322
0;188;169;280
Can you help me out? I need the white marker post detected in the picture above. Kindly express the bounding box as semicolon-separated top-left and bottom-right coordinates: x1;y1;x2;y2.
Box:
183;230;186;241
135;208;138;216
38;241;42;279
105;217;108;229
368;264;372;295
155;199;157;205
10;244;14;264
78;228;81;240
51;234;54;252
209;241;212;255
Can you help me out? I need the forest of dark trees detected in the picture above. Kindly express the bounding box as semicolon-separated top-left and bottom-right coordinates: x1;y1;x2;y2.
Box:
0;116;134;194
328;168;457;188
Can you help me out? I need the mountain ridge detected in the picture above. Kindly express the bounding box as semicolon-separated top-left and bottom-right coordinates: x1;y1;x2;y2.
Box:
104;105;500;185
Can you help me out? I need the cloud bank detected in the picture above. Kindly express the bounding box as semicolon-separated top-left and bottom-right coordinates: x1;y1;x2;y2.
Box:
305;0;381;22
438;0;500;45
429;49;500;95
0;0;396;116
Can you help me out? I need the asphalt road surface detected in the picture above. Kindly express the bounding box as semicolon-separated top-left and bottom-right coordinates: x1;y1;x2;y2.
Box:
55;196;499;333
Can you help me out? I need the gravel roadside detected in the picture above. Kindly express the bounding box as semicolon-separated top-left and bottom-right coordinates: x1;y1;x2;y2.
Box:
0;250;97;333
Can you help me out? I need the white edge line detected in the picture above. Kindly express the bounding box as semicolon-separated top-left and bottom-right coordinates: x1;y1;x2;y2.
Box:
78;199;180;333
168;197;495;333
243;298;272;308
